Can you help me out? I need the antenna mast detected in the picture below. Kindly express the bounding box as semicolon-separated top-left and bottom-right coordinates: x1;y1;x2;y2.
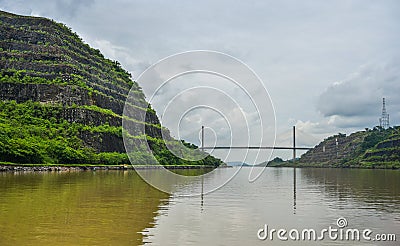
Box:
379;98;390;129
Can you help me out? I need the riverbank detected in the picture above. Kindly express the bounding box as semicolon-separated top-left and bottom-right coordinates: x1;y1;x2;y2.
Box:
268;161;400;169
0;163;222;172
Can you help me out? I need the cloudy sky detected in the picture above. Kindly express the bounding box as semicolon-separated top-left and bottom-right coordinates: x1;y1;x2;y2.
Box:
1;0;399;161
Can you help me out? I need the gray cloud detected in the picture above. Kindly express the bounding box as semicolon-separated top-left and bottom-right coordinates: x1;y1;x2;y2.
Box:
0;0;94;19
317;60;400;129
1;0;400;161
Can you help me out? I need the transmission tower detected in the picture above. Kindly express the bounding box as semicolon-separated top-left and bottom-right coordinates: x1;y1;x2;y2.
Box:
379;98;390;129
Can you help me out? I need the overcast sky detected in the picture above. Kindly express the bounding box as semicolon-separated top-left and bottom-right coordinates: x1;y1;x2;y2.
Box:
1;0;399;162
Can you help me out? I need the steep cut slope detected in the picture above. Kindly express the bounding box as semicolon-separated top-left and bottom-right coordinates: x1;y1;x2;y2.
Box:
298;126;400;168
0;10;221;166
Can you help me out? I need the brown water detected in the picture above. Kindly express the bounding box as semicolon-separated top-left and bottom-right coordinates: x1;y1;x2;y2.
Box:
0;171;169;245
0;168;399;245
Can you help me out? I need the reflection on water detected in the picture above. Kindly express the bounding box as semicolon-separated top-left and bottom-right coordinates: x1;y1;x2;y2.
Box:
0;168;399;246
293;167;297;214
0;171;169;246
301;168;400;214
143;167;400;246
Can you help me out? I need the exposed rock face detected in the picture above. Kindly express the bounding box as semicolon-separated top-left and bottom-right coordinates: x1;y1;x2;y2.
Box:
299;128;400;168
1;83;92;106
0;10;222;166
78;131;125;153
299;132;365;164
0;82;152;118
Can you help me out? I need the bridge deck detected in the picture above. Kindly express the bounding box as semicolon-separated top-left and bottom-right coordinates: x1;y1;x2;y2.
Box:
201;146;312;150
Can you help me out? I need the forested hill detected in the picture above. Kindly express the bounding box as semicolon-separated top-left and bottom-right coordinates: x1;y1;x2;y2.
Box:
0;10;222;166
298;126;400;169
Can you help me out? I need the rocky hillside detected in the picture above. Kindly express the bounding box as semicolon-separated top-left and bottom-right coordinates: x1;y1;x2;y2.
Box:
0;10;221;166
298;126;400;169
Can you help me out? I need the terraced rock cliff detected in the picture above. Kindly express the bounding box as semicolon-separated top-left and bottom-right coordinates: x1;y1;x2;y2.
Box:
0;10;221;166
298;126;400;168
299;132;364;164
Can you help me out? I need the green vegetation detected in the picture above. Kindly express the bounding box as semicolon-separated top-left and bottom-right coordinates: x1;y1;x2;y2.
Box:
145;136;221;166
0;100;126;164
266;157;285;167
0;10;223;167
296;126;400;169
255;157;285;167
0;97;221;166
352;127;400;168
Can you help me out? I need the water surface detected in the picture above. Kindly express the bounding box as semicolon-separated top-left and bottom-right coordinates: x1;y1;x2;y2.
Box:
144;167;400;245
0;171;168;245
0;167;399;245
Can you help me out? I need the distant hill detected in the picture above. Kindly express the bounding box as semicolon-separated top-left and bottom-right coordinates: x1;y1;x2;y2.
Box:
255;157;286;167
0;10;222;166
296;126;400;169
228;157;288;167
226;161;251;167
